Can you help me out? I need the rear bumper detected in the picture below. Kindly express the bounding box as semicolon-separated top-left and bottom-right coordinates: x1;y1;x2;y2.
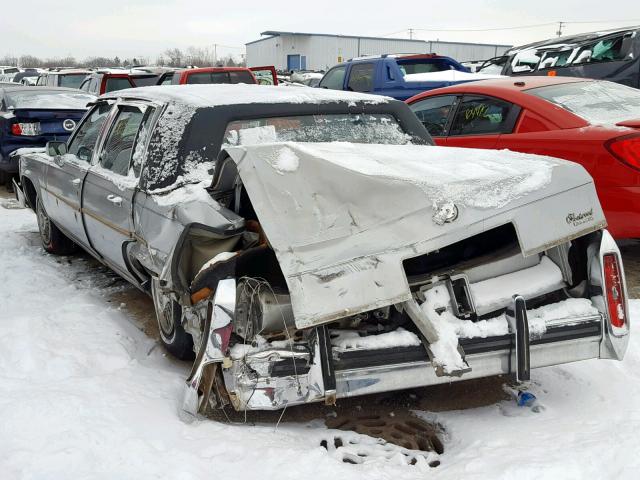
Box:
336;334;600;399
223;317;604;411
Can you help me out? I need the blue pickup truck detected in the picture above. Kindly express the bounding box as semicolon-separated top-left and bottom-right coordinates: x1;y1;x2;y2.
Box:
318;54;501;100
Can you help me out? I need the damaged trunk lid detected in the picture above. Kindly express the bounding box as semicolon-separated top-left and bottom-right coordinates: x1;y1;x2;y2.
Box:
224;142;606;328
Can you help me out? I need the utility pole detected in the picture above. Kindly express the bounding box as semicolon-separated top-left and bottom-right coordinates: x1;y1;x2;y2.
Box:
409;28;414;40
213;44;218;65
556;21;564;37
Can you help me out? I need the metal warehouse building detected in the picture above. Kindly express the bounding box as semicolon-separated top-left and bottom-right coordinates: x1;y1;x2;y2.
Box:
246;31;512;71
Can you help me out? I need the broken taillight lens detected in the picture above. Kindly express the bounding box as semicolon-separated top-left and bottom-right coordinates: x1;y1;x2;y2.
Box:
603;253;626;328
606;134;640;171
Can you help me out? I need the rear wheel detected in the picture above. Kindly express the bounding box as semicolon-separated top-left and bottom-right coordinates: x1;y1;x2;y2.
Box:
151;277;194;360
36;195;77;255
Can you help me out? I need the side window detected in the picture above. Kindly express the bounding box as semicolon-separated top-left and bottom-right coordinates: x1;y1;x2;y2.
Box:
410;95;457;137
319;65;346;90
572;35;629;65
347;63;375;92
36;75;45;86
67;103;113;162
538;49;573;69
99;106;146;176
79;79;90;92
450;96;517;136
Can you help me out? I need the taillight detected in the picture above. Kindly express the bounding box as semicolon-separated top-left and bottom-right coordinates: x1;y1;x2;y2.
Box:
10;122;41;136
605;134;640;171
603;253;626;328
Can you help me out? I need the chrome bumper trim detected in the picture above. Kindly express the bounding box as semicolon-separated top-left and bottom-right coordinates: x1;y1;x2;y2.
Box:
335;335;601;399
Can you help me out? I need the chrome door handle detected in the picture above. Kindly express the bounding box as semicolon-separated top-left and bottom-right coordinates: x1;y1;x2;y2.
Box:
71;178;81;186
107;194;123;206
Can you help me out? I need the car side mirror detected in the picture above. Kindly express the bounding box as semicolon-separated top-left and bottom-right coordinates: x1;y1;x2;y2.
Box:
47;141;67;157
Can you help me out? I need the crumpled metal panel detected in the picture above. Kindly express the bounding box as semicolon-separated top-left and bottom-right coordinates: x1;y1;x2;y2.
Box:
225;142;606;328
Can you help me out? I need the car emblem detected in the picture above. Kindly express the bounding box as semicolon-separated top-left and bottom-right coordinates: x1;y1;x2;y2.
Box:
433;202;459;225
63;119;76;132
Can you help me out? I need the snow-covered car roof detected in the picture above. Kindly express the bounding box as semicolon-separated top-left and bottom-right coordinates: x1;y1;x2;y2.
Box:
103;83;392;107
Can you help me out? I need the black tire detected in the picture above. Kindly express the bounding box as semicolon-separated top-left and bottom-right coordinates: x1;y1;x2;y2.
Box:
151;278;194;360
0;170;7;186
36;195;77;255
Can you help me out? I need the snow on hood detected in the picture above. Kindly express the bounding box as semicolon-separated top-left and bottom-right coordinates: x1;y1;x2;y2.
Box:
104;83;392;107
225;142;605;328
403;70;504;83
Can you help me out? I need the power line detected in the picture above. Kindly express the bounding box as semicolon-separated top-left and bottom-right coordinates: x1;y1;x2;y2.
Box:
381;19;640;37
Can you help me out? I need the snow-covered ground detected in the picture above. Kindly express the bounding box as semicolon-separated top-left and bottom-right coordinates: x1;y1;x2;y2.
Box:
1;198;639;479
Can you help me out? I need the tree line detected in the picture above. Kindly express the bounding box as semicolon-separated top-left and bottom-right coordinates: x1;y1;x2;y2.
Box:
0;47;244;69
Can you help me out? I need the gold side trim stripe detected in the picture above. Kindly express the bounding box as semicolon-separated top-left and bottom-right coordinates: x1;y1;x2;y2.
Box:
81;208;133;238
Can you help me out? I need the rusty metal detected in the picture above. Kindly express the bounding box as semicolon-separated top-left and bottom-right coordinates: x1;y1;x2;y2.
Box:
323;411;443;467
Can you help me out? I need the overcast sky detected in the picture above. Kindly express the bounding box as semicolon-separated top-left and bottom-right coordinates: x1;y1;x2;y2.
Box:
2;0;639;61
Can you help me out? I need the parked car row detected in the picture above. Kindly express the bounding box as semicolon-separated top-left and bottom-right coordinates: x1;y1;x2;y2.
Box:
478;25;640;88
9;83;630;418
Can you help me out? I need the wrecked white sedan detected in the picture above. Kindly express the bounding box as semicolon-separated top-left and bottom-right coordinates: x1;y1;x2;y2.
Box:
14;84;629;417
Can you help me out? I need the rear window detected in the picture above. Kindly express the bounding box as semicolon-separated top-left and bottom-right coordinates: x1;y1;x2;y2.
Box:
223;114;412;146
185;72;230;84
4;90;95;110
59;74;88;89
527;81;640;125
397;58;455;75
105;78;132;92
229;70;255;84
105;77;134;92
131;75;159;87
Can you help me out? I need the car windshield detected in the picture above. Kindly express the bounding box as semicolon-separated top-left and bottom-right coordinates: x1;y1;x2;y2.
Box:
527;81;640;125
59;74;88;89
4;90;95;109
223;114;412;146
478;56;508;74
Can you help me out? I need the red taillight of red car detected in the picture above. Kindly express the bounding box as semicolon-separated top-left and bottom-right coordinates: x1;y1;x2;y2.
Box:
606;133;640;171
603;253;626;328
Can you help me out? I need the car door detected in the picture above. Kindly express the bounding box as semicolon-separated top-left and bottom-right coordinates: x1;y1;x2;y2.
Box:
249;66;279;85
43;101;113;248
446;95;521;149
408;94;459;145
81;101;155;278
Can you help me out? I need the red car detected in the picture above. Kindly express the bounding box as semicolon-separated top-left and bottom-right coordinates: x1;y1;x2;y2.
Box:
406;77;640;238
157;66;278;86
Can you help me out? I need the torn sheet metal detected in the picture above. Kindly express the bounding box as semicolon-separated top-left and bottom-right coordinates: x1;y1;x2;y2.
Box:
225;142;606;328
